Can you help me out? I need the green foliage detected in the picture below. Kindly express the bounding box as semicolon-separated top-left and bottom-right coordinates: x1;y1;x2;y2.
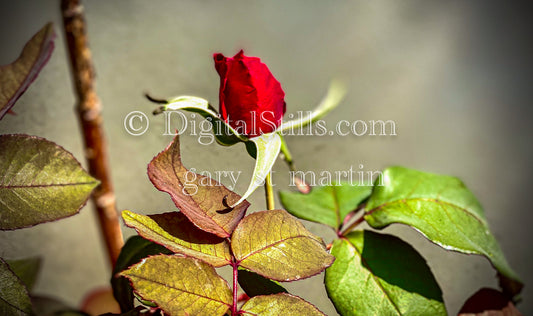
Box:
0;23;55;120
120;255;232;316
5;257;41;292
325;230;446;315
147;135;249;237
240;293;326;316
0;258;32;315
365;166;522;295
0;134;99;230
280;182;371;230
231;209;334;281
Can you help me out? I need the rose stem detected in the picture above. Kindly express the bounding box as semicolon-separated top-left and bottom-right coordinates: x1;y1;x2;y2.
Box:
264;172;275;210
232;261;239;315
61;0;123;268
339;213;366;236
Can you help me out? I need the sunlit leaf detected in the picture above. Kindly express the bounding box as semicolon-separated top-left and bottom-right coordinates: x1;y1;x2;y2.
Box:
0;23;55;120
155;95;247;146
0;258;32;315
240;293;326;316
111;236;171;312
458;288;522;316
122;210;232;267
148;135;249;237
326;230;446;316
5;257;41;292
233;132;281;207
365;166;522;296
120;255;232;316
280;182;371;230
231;209;334;281
238;268;287;298
276;80;346;134
0;134;99;230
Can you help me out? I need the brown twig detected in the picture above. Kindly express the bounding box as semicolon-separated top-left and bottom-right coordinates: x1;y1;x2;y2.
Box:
61;0;123;268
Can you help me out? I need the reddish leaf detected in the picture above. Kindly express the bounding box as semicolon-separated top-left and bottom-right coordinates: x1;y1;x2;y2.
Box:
148;135;249;237
459;288;522;316
0;23;55;120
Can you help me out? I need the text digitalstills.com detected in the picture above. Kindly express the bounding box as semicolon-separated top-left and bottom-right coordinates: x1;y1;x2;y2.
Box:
124;110;397;144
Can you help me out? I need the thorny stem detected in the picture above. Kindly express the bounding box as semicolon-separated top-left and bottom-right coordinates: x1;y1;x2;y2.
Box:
61;0;123;267
264;172;275;210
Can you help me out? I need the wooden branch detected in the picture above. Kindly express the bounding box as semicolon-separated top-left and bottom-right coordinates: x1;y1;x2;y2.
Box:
61;0;123;268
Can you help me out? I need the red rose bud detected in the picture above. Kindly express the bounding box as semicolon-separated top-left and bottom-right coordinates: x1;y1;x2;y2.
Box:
214;50;286;137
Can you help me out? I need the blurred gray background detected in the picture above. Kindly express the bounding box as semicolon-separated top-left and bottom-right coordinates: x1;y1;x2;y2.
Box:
1;1;532;315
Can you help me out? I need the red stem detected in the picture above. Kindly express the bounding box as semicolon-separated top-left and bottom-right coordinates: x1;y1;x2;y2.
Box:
232;262;239;315
339;214;366;236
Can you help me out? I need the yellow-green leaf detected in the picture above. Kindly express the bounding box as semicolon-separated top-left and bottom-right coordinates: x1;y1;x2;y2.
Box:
0;134;99;230
231;209;334;281
122;210;231;267
240;293;326;316
120;255;232;316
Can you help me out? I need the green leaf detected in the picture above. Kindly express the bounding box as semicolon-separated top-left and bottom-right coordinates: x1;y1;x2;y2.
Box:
122;210;232;267
240;293;326;316
0;23;55;120
111;236;172;312
365;166;523;295
231;209;334;281
0;258;32;315
325;230;446;316
6;257;41;292
232;132;281;207
276;80;346;134
148;135;249;237
158;95;248;146
0;134;99;230
120;255;232;316
237;268;287;298
279;182;371;230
